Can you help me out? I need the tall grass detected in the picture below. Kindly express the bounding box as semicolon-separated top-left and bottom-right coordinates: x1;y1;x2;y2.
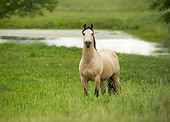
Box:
0;43;169;122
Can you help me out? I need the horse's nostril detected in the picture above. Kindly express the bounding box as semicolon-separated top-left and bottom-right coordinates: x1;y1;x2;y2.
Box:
85;41;91;44
85;41;91;48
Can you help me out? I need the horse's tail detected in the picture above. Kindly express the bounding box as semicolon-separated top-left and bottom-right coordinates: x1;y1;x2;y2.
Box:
108;76;117;95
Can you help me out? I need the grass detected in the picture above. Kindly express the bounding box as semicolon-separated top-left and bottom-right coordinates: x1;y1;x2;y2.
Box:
0;43;170;122
0;0;169;43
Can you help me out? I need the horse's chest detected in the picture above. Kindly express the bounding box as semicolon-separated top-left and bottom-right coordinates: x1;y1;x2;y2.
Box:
82;67;95;80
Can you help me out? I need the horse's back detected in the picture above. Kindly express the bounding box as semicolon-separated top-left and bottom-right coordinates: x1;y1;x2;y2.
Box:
99;49;120;81
99;49;118;60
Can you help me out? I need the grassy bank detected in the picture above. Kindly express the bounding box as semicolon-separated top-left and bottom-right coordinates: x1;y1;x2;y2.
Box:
0;0;169;43
0;43;170;122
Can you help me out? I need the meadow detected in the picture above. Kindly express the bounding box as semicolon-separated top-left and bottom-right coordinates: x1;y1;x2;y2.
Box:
0;43;169;122
0;0;169;43
0;0;170;121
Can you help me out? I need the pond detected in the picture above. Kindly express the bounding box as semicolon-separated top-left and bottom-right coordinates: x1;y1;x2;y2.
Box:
0;29;168;56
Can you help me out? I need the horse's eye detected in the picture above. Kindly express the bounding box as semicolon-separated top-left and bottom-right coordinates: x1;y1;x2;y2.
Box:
92;33;94;36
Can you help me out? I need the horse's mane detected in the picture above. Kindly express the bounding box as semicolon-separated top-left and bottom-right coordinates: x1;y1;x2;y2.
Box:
82;26;97;50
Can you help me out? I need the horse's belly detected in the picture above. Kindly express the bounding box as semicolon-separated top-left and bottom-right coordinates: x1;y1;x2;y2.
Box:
100;56;114;81
101;64;113;81
99;49;120;81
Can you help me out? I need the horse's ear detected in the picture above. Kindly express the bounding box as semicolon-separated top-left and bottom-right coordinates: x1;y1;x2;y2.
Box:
83;24;86;29
91;24;94;29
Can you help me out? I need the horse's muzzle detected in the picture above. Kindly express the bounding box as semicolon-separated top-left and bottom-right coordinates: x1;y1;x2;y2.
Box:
85;41;92;48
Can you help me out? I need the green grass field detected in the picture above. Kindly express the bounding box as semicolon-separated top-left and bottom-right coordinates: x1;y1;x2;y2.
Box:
0;43;169;122
0;0;169;43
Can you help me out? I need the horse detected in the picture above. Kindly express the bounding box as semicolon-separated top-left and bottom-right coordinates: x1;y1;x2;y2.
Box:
79;24;121;97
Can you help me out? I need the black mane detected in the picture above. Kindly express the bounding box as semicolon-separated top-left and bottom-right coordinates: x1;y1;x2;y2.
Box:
82;26;94;33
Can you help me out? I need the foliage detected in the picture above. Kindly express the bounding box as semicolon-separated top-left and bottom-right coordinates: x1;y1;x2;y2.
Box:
149;0;170;52
0;0;58;18
150;0;170;24
0;43;170;122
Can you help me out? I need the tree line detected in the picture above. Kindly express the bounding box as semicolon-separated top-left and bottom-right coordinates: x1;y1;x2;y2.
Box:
0;0;169;24
0;0;58;18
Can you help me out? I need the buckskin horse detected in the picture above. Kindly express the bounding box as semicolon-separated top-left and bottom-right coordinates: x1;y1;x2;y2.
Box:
79;24;120;97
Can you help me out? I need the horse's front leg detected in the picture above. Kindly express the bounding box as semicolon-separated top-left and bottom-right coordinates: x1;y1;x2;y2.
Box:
94;75;100;97
100;81;106;95
81;76;88;96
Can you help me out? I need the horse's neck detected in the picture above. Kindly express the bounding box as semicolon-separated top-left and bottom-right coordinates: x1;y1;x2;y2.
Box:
82;46;98;64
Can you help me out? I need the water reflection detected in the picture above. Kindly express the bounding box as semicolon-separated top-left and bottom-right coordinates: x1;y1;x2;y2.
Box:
0;29;167;56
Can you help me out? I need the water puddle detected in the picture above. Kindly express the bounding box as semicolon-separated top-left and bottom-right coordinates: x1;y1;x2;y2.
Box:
0;29;168;56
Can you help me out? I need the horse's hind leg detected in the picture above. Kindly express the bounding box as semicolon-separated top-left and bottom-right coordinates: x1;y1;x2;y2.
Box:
113;74;121;92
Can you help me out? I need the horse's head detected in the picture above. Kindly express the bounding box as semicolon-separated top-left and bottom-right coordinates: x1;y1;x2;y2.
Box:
82;24;96;49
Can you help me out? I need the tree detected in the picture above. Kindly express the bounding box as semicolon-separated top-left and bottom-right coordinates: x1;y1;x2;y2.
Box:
150;0;170;24
150;0;170;51
0;0;58;18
